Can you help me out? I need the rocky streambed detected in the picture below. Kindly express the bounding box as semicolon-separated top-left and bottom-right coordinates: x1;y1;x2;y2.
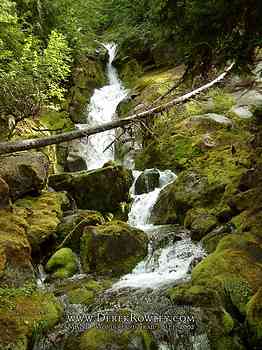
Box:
0;48;262;350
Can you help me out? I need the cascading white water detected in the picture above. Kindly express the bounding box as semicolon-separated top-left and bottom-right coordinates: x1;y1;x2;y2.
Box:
113;169;206;289
77;43;128;170
128;170;177;228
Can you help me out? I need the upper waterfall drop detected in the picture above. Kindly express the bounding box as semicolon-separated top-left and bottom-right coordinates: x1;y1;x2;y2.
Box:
78;43;128;170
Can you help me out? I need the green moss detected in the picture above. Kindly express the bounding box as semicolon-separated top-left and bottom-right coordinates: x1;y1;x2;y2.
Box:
168;283;242;349
185;208;218;240
169;283;222;307
68;288;94;305
208;88;235;113
0;207;34;287
68;57;106;123
222;310;234;333
119;58;143;88
191;233;261;318
201;231;231;253
40;111;74;132
246;288;262;346
80;328;157;350
186;100;205;116
15;191;69;252
80;221;148;276
0;290;63;349
46;248;78;279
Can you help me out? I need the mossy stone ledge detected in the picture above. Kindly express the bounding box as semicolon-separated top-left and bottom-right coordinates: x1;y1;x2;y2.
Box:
48;165;133;214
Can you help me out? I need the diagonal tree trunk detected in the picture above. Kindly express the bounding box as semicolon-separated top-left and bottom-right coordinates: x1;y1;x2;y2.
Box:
0;63;234;155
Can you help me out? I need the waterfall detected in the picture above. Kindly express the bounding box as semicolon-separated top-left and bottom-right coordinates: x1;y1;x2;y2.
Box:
77;43;128;170
33;45;209;350
128;170;177;228
113;170;206;289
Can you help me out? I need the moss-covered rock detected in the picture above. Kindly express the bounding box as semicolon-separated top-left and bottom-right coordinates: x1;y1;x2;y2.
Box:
246;288;262;348
168;283;245;350
150;137;251;225
185;208;218;241
201;225;233;253
15;191;69;252
80;221;148;277
67;56;106;123
79;328;157;350
0;152;49;201
0;176;10;208
52;276;112;302
0;208;34;288
39;110;74;132
49;165;133;214
56;210;105;252
66;277;112;305
191;233;262;315
150;170;224;224
183;113;234;130
0;286;63;349
46;248;78;280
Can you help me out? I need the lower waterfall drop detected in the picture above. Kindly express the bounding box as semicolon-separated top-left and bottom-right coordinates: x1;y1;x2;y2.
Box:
113;169;206;289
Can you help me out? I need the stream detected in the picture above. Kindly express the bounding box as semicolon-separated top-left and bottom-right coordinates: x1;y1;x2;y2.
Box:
34;43;209;350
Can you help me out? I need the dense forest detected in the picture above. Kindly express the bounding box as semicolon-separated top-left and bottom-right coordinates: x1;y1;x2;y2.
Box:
0;1;262;350
1;0;262;129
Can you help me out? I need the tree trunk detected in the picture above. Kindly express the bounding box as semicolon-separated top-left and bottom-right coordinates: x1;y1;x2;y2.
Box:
0;63;234;155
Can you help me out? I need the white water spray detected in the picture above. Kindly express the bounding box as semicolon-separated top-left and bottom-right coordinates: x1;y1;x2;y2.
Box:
77;43;128;170
113;169;206;289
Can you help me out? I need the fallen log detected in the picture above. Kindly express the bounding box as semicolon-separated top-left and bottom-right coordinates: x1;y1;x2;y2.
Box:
0;63;234;155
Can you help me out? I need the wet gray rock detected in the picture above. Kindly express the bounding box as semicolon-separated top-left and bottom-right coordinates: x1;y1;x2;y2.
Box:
191;113;234;127
135;168;160;195
0;151;49;200
230;106;253;119
49;165;133;213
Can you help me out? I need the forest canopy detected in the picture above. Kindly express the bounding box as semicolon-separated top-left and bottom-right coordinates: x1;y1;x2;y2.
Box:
0;0;261;125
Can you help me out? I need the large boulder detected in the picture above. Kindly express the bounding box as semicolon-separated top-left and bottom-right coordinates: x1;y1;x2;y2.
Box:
150;171;223;224
0;152;49;200
46;248;78;280
80;221;148;277
191;233;262;313
168;284;244;350
0;208;34;287
15;191;69;253
49;165;133;213
0;176;10;208
135;169;160;194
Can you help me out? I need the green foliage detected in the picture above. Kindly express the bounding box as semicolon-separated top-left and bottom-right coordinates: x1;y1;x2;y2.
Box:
105;0;262;71
0;28;71;121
